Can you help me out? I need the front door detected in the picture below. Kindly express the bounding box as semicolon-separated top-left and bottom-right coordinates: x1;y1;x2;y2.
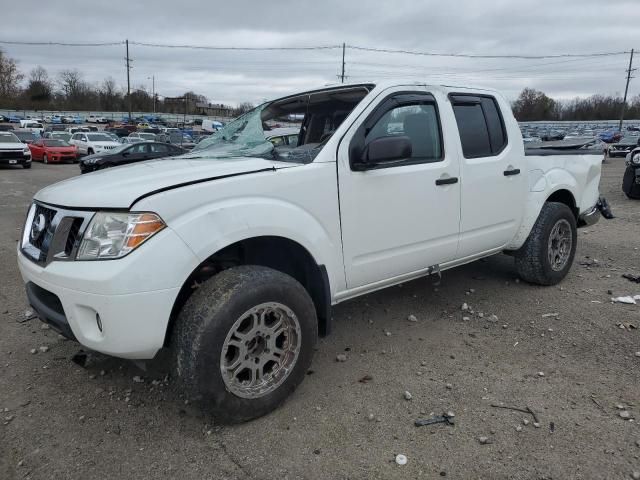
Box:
337;88;461;289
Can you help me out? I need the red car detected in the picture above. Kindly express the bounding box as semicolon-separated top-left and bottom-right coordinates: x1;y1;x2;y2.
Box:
28;139;79;164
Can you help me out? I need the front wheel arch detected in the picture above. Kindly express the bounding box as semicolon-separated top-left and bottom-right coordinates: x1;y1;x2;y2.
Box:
165;236;332;348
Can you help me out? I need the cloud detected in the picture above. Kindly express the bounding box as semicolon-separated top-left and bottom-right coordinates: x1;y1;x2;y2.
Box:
2;0;638;104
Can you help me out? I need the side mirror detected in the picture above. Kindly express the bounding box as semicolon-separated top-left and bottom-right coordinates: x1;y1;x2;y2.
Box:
361;135;412;166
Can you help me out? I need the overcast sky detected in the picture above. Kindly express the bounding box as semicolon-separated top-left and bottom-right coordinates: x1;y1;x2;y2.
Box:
1;0;638;106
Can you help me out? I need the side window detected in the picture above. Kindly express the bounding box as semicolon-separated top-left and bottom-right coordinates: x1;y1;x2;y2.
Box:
451;95;507;158
365;101;442;162
150;143;168;153
287;134;299;146
129;144;147;154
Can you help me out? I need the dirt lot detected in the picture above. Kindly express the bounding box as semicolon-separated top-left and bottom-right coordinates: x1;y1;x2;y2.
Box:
1;159;639;480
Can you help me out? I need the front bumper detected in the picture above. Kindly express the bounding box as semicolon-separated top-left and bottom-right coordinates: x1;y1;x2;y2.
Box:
578;205;601;227
17;227;200;359
0;154;31;165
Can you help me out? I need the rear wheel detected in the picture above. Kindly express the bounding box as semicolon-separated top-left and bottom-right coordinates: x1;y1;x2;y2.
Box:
170;266;317;423
515;202;577;285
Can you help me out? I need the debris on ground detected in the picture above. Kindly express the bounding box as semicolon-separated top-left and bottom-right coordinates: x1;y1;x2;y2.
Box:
478;436;491;445
407;314;418;322
358;375;373;384
38;346;49;353
490;403;540;423
17;309;37;323
622;273;640;283
132;376;144;383
414;413;455;427
336;353;347;362
395;454;408;466
403;391;413;401
619;411;632;420
611;296;640;305
29;349;36;354
541;312;560;318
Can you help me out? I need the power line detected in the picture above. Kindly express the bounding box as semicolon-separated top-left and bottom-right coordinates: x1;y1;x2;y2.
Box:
0;39;633;59
129;41;341;51
0;40;124;47
347;44;631;60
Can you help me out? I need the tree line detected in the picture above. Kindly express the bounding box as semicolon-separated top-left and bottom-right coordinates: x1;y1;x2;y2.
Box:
0;49;253;116
511;87;640;122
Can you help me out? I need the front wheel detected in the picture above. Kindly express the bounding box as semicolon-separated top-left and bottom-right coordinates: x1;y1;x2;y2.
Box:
515;202;577;285
87;148;94;155
43;154;48;164
170;266;317;423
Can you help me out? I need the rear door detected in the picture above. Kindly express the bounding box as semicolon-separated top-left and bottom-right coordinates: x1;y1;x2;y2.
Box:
337;88;461;289
449;93;526;257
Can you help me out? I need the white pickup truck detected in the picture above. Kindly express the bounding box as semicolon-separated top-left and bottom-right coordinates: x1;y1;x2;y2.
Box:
18;82;608;422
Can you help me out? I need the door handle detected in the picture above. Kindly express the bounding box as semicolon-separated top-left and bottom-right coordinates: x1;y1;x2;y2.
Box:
503;168;521;176
435;177;459;186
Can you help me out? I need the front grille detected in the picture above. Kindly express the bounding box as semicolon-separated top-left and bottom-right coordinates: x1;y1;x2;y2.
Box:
21;203;94;265
102;146;116;150
0;150;24;159
29;203;57;252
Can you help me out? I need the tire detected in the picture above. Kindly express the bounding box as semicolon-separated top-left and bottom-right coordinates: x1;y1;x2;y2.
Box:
170;265;317;423
43;154;48;164
87;148;94;155
515;202;577;286
22;163;31;169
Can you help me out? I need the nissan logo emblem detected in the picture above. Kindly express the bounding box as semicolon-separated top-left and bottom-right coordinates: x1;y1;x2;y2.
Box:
30;213;47;241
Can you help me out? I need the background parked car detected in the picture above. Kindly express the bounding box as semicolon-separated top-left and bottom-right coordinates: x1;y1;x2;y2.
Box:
28;138;78;164
13;129;38;144
0;131;31;168
79;141;185;173
69;132;120;155
266;127;300;147
129;132;156;141
156;131;196;150
105;127;132;137
42;131;72;142
119;137;145;144
608;136;639;158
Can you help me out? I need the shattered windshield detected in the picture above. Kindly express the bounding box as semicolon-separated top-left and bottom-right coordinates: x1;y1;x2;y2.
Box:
190;84;374;163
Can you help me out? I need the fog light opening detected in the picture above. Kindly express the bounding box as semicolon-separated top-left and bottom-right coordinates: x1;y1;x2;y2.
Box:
96;313;103;333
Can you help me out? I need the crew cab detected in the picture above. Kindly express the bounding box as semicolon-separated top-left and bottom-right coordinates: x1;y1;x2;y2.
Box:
17;82;608;422
69;132;120;155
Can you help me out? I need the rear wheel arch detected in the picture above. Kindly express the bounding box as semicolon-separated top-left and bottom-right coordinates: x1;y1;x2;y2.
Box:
165;236;332;347
546;189;578;219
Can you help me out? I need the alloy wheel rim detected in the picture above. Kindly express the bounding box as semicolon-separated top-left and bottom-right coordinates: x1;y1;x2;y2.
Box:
548;219;572;271
220;302;301;399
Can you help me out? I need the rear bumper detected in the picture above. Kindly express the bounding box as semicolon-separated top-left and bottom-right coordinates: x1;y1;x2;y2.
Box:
578;205;600;227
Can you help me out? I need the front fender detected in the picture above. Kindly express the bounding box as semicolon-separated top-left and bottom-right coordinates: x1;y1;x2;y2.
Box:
157;197;344;297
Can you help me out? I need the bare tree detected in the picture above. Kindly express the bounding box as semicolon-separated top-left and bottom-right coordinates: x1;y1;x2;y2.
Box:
0;49;24;106
24;66;53;107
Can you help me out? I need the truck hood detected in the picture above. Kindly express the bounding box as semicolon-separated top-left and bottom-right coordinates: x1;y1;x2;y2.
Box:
35;156;296;209
0;142;27;150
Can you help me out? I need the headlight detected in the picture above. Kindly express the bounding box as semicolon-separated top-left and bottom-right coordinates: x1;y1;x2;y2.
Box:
23;147;30;154
77;212;165;260
633;154;640;165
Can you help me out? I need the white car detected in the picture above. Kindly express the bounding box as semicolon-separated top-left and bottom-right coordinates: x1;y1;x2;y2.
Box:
128;132;157;141
87;115;108;124
17;81;609;422
69;132;120;155
19;120;44;134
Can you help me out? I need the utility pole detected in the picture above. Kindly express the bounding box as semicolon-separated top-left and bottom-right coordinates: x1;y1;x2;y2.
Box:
340;42;346;83
125;39;132;122
148;75;156;114
618;48;635;132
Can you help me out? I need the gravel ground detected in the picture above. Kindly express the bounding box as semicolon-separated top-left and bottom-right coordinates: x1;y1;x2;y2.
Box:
1;159;639;480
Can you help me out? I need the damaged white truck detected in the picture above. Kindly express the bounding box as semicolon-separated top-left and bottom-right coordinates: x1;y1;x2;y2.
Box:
18;82;610;422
